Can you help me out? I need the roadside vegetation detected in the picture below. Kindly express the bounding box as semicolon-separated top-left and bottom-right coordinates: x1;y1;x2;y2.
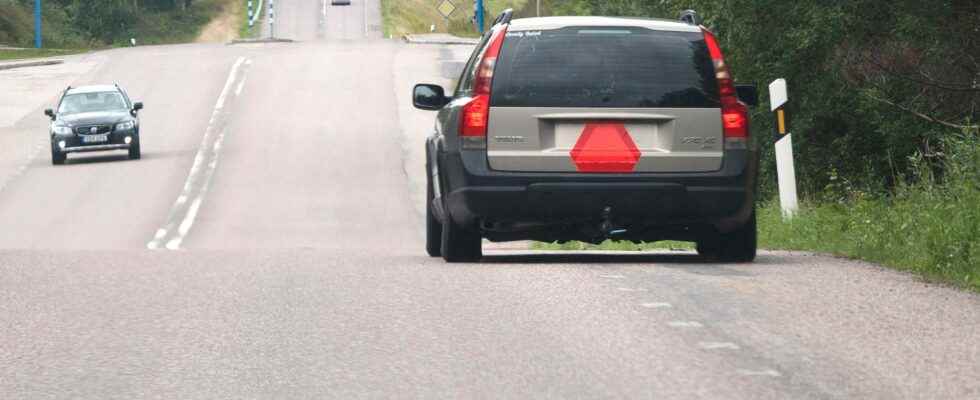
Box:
506;1;980;290
238;0;264;39
0;0;228;52
0;47;86;61
380;0;526;38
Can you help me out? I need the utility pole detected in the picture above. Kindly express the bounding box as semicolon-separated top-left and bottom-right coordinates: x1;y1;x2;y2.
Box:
34;0;42;48
537;0;540;17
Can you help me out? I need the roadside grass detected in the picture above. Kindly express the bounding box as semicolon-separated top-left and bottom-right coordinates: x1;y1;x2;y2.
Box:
758;144;979;292
381;0;527;39
0;48;88;61
532;136;980;292
532;240;694;252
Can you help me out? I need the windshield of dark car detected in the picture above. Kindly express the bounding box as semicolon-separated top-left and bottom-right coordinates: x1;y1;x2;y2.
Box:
58;92;129;114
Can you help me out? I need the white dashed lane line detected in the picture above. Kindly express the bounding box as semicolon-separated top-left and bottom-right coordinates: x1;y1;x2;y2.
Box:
699;341;741;350
604;273;784;379
667;321;704;328
146;56;249;250
640;302;673;309
737;369;783;377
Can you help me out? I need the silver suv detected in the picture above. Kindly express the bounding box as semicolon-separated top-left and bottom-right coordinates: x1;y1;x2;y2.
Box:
414;11;759;263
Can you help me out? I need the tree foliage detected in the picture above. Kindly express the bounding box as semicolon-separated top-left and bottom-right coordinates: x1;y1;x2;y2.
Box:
1;0;220;46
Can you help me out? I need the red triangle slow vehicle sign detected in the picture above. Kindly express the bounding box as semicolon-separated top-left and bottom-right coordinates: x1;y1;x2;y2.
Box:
569;122;641;173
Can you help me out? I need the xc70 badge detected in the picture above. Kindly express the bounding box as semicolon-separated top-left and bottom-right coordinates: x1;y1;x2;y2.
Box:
494;136;527;143
681;136;718;148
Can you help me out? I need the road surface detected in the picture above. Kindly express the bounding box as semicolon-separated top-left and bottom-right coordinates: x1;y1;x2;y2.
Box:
1;1;978;398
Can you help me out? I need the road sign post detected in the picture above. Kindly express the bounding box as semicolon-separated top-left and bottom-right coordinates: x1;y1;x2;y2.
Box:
475;0;485;34
248;1;253;28
769;79;799;219
437;0;457;30
34;0;42;48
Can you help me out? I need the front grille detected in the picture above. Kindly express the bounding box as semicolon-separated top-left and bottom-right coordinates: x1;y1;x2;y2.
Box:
75;125;112;135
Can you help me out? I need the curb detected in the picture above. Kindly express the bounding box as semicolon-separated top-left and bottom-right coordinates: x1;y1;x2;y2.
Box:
227;38;295;45
0;59;64;71
402;34;479;46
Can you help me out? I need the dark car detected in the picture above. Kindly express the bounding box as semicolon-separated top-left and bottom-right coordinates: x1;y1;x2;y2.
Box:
45;84;143;165
331;0;351;5
413;11;760;262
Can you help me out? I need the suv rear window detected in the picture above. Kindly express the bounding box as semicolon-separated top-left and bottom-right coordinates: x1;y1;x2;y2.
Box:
491;27;719;108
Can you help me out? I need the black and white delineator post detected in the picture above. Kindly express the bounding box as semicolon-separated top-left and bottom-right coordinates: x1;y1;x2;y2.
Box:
769;79;799;218
268;0;276;39
248;1;254;28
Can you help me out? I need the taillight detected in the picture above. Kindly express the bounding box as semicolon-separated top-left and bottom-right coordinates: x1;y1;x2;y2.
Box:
460;26;508;138
703;28;748;140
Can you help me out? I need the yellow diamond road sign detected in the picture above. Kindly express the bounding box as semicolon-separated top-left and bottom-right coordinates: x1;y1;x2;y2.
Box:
437;0;457;19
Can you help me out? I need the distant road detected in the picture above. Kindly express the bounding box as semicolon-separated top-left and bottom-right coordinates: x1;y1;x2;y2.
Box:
0;1;977;398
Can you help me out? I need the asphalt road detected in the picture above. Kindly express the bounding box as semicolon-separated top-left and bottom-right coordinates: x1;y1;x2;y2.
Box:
1;1;978;398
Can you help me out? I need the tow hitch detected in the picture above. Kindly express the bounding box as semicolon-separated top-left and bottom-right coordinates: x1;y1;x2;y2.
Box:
598;207;627;241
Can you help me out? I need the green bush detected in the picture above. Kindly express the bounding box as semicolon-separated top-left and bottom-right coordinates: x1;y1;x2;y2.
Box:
0;0;225;48
760;134;979;291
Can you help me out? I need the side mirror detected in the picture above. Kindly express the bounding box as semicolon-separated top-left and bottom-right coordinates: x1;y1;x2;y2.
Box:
736;84;759;107
132;102;144;112
413;84;449;111
44;108;55;120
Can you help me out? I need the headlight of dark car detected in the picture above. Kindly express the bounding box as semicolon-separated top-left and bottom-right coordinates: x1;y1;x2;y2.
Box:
116;121;136;131
51;125;72;135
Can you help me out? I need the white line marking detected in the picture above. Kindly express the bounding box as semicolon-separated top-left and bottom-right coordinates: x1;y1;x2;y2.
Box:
599;274;625;279
737;369;782;377
699;342;740;350
235;76;247;96
640;302;673;309
146;57;247;250
667;321;703;328
214;60;242;110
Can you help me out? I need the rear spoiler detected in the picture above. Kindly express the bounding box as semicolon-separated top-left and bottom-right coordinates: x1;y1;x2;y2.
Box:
679;10;700;25
493;9;514;26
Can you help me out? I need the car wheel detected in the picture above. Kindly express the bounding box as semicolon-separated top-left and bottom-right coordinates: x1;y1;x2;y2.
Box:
697;211;757;263
128;136;141;160
425;167;442;257
51;144;66;165
440;215;482;263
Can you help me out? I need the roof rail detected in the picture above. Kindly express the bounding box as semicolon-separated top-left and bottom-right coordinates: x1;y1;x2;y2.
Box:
679;10;700;25
493;8;514;26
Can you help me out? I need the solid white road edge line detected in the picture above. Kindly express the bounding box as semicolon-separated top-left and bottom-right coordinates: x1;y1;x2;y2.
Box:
147;57;247;250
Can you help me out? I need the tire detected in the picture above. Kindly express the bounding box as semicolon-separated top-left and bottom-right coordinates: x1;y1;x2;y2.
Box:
128;136;141;160
425;168;442;257
51;145;66;165
697;212;757;263
440;214;482;263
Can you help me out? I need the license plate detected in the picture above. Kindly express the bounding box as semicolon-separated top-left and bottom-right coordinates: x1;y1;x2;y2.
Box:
82;134;108;144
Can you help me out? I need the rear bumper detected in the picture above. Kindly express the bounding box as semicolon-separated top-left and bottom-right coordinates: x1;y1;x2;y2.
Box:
435;147;758;241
